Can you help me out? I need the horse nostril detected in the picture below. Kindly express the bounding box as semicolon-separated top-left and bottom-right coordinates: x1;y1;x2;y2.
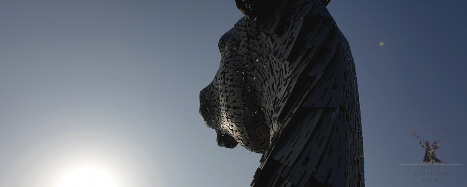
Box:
199;86;210;115
199;84;217;128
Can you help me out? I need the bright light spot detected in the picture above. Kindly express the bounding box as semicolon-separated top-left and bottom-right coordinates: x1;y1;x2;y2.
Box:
379;42;384;46
55;165;118;187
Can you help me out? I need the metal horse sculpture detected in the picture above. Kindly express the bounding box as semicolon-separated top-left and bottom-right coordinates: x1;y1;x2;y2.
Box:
199;0;364;186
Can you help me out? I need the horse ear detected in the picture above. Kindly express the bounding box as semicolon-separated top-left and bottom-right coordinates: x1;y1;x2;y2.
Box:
235;0;257;20
235;0;281;20
235;0;331;20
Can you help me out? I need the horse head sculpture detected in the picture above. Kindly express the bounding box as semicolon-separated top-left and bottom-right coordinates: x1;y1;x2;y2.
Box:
200;0;364;185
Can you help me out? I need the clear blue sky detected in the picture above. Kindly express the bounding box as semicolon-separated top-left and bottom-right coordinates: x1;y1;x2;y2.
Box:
0;1;466;187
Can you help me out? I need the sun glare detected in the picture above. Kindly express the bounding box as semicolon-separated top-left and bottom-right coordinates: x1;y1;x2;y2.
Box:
55;165;118;187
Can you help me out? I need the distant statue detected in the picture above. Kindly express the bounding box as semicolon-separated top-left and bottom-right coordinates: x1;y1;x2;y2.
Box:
199;0;364;186
411;130;444;163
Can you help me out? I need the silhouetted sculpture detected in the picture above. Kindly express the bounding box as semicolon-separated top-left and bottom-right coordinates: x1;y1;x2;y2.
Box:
411;130;444;163
199;0;364;186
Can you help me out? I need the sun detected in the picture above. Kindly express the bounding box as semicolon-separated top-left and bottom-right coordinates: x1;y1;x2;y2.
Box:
55;165;118;187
